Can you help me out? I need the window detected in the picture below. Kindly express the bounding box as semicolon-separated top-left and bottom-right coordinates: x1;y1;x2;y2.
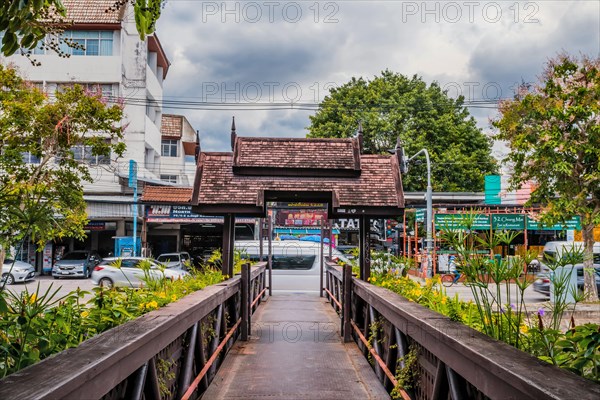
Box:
21;152;41;164
161;140;178;157
57;83;113;99
160;175;178;183
72;143;110;165
65;30;113;56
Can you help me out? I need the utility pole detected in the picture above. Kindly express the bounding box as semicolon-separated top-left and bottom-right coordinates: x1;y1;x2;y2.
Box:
396;140;433;278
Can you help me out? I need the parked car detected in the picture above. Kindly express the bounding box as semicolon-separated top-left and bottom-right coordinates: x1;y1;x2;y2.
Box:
91;257;190;288
52;250;102;279
156;252;192;269
533;264;600;298
1;259;36;285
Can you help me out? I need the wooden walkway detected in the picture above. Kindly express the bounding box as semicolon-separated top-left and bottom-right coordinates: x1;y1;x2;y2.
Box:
203;293;390;400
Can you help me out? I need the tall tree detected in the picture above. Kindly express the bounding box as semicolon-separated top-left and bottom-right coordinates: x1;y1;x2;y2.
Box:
1;0;163;57
493;54;600;301
0;64;125;285
307;70;498;192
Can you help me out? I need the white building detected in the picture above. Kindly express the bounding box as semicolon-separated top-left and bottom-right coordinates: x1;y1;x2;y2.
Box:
1;1;197;268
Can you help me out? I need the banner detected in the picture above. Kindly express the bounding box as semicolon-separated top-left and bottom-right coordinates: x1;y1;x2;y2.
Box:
146;205;255;224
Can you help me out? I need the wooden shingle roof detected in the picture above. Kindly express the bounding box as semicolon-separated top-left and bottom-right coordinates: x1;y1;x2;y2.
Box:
232;137;361;176
192;146;404;217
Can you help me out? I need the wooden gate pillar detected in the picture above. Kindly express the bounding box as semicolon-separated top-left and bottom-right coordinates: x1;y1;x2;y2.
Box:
359;215;371;281
222;214;235;277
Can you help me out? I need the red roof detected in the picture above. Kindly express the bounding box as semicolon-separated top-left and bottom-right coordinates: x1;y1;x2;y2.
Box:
161;115;183;138
63;0;124;25
141;187;193;204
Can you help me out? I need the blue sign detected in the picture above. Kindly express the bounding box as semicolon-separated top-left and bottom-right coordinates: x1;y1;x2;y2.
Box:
128;159;137;188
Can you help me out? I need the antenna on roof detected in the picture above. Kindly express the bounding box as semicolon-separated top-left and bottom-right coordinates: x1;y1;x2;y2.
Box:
357;120;364;153
231;116;237;150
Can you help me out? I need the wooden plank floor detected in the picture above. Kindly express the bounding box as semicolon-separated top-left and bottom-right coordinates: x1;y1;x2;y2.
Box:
203;293;390;400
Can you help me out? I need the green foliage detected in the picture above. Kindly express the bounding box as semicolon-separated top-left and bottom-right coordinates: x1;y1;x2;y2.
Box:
307;70;498;191
0;0;67;58
0;268;224;378
493;53;600;300
393;344;420;395
132;0;164;40
0;64;124;285
368;237;600;382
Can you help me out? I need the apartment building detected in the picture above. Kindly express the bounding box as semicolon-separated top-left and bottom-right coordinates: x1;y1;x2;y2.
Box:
1;1;197;270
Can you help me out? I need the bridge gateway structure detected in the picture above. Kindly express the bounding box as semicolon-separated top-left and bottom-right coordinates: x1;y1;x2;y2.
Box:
1;131;599;399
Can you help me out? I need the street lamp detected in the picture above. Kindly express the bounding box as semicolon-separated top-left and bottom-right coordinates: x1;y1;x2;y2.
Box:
396;140;433;278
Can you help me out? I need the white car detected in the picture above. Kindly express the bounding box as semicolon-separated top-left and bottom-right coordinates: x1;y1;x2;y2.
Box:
156;252;192;269
91;257;190;288
2;259;36;285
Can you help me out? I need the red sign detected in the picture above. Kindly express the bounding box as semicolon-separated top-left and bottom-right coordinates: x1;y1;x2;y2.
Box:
276;210;327;226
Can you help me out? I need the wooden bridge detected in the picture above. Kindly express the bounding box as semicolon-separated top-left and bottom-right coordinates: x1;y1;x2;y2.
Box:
1;261;599;400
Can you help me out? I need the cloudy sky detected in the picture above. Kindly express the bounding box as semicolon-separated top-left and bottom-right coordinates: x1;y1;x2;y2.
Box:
155;0;599;158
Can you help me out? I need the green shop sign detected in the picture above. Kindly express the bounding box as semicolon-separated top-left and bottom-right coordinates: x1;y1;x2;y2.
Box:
435;214;581;231
434;214;490;230
492;214;525;230
526;216;581;231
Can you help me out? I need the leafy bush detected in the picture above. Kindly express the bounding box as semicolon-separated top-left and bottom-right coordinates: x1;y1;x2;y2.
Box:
0;267;224;378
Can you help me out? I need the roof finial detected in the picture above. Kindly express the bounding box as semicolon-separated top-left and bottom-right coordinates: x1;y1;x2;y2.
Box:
231;116;237;150
357;120;364;154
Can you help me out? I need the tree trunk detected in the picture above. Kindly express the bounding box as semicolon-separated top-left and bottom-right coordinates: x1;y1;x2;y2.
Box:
581;221;599;301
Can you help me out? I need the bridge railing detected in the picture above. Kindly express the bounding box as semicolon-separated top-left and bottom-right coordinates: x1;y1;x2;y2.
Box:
0;262;267;400
324;263;600;400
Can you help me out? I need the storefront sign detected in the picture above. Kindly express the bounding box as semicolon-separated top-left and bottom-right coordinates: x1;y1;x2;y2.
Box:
526;216;581;231
435;213;581;231
84;221;106;231
415;209;425;222
492;214;525;230
332;219;384;237
146;205;255;224
276;210;327;226
434;214;490;230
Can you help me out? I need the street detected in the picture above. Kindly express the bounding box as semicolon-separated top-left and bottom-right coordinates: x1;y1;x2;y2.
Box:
3;275;96;301
4;273;551;304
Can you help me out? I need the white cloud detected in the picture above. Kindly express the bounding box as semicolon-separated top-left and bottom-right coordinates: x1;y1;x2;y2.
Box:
156;1;600;153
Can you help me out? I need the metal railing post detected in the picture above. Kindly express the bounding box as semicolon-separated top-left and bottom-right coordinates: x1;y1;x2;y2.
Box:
342;264;353;343
241;263;250;341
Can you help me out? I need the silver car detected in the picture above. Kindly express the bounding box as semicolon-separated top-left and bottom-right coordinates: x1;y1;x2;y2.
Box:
1;259;36;285
91;257;190;288
52;250;102;279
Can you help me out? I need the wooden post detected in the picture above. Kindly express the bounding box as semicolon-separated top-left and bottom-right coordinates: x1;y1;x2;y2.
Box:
241;263;250;341
359;215;371;281
259;218;264;262
320;220;324;297
342;264;352;343
403;212;407;258
222;214;235;278
268;215;273;296
328;220;333;260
